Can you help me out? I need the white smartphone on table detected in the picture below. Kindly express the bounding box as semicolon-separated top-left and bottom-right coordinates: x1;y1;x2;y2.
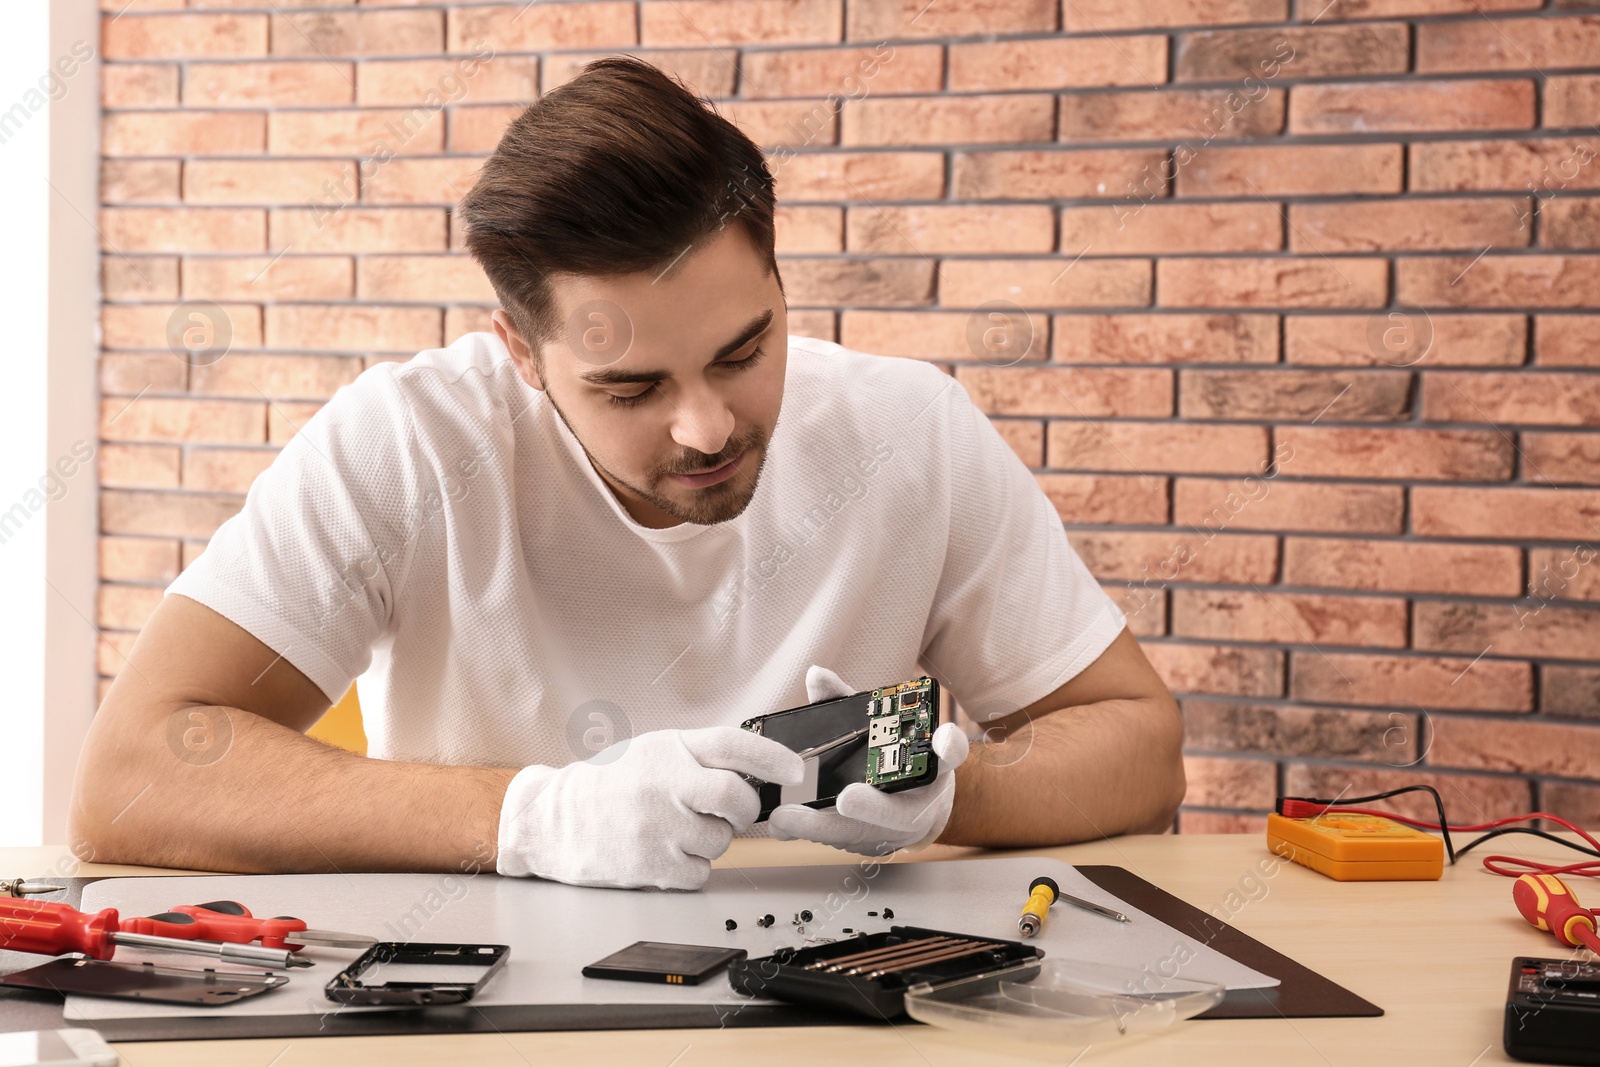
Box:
0;1030;117;1067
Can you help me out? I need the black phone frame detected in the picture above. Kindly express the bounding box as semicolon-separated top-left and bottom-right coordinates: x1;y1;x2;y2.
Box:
325;941;509;1006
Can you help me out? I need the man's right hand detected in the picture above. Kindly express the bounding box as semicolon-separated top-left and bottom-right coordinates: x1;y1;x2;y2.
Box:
495;727;804;890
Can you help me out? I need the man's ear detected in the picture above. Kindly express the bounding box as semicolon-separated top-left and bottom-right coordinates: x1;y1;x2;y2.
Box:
491;308;544;392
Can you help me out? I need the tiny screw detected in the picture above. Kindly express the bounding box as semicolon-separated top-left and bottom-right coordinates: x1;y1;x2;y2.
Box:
867;911;878;917
725;919;737;931
800;910;813;922
882;908;894;919
843;927;853;933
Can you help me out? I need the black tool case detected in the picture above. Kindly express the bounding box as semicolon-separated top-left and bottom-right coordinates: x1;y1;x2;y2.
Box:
726;924;1044;1020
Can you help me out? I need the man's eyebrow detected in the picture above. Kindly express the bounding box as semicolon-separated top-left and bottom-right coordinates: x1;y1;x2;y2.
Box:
710;307;774;361
577;308;774;387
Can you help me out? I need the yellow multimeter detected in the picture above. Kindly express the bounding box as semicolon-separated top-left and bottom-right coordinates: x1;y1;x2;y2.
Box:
1267;812;1445;881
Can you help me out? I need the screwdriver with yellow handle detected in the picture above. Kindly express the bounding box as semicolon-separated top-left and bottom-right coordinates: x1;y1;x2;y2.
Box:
1511;873;1600;953
1017;875;1130;937
0;898;312;969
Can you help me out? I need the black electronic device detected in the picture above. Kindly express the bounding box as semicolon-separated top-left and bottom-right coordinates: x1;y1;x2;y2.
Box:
582;941;748;985
741;677;939;821
1505;956;1600;1065
726;924;1043;1020
325;942;508;1006
0;957;289;1007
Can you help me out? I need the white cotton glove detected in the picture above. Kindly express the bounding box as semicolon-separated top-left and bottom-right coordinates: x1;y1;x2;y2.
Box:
496;727;804;890
767;666;970;856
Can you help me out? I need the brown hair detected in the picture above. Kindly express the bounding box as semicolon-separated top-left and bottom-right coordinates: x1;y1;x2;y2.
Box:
458;56;781;355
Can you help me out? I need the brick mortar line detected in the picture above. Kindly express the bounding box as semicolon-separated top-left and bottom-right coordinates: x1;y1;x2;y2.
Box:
93;249;1600;259
96;127;1600;150
99;186;1595;202
91;454;1600;482
1177;694;1583;709
1188;751;1600;783
1158;584;1600;605
88;364;1600;382
109;381;1600;400
93;196;1580;210
103;70;1596;94
1179;748;1588;773
99;6;1600;43
1071;522;1595;537
1140;636;1600;657
96;80;1600;98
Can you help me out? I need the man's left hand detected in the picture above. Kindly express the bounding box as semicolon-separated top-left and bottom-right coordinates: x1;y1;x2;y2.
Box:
767;665;969;855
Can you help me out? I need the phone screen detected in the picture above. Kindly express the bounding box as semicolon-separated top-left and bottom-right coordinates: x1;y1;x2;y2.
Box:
742;679;938;821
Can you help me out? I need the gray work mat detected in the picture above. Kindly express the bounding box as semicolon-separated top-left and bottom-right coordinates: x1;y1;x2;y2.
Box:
2;857;1289;1041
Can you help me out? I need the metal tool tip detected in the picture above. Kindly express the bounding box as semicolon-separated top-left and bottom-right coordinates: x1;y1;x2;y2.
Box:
289;958;316;968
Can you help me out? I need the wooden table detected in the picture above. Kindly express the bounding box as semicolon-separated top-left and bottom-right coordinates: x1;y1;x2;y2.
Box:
0;833;1576;1065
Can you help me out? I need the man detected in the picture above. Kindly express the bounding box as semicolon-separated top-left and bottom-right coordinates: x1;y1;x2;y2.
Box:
70;58;1184;890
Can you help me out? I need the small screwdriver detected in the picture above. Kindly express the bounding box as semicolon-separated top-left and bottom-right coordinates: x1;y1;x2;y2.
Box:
1512;873;1600;953
0;898;312;969
1018;875;1129;937
1018;876;1059;937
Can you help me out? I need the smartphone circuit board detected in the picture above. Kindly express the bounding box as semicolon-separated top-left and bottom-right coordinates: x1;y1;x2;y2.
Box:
866;678;935;786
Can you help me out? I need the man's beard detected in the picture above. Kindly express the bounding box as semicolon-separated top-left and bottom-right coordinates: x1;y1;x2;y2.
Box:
547;390;770;526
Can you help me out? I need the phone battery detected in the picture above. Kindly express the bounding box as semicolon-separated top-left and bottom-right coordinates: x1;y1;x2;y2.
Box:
583;941;747;985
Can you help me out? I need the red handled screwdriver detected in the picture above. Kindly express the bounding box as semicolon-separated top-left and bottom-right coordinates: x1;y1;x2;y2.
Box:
121;900;375;951
1512;873;1600;953
0;898;312;969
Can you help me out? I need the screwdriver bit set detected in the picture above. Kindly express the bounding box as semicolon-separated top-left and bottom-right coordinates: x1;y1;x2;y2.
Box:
727;925;1043;1019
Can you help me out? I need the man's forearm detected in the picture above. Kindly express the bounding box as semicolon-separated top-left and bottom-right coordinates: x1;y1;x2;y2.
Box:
70;703;517;874
936;695;1185;848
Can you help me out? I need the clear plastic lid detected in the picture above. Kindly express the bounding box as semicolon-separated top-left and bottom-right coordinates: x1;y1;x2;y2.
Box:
903;958;1226;1046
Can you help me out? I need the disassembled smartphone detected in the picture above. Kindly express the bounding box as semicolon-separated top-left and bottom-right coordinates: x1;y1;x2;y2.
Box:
741;676;939;821
325;942;509;1006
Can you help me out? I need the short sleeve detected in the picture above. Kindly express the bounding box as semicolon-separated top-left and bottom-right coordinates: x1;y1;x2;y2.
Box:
918;378;1127;720
165;367;426;705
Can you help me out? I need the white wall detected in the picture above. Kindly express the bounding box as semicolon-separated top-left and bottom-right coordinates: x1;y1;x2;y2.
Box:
0;1;99;846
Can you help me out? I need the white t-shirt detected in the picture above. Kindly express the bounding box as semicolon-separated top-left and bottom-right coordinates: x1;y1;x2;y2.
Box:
167;332;1126;771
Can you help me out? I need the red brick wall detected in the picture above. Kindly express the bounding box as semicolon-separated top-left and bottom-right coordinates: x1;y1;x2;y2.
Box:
97;0;1600;832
